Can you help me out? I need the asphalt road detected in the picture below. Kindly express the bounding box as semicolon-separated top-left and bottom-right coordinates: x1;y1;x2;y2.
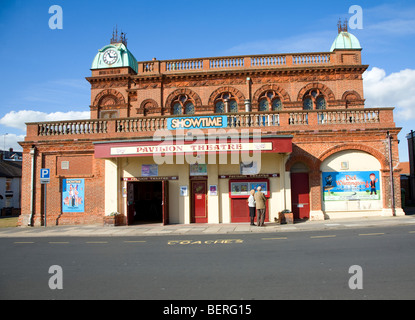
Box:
1;225;414;301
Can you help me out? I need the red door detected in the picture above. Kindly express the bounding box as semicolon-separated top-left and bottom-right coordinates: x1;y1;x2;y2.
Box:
191;180;207;223
162;181;169;225
290;173;310;220
231;198;269;223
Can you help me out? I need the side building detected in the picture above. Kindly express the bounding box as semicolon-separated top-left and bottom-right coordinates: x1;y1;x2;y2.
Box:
18;27;404;227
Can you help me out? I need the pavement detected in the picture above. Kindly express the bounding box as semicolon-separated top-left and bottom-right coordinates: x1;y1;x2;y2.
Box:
1;212;415;238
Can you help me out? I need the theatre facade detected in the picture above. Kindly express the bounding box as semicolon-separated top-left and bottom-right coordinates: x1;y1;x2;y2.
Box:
18;26;404;227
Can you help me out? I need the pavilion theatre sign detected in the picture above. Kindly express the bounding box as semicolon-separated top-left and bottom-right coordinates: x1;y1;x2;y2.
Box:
94;136;293;158
110;142;273;156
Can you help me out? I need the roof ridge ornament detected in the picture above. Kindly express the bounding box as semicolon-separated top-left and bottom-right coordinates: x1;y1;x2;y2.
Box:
110;25;128;47
337;18;348;33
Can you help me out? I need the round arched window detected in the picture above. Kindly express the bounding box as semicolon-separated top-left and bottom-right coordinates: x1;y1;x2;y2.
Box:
258;90;283;111
302;89;326;110
172;94;195;115
215;92;238;113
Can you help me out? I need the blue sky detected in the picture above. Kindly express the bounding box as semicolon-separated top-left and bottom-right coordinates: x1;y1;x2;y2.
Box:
0;0;414;162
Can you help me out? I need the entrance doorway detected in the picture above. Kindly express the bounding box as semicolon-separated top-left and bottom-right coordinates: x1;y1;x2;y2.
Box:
191;180;208;223
290;172;310;220
127;181;169;225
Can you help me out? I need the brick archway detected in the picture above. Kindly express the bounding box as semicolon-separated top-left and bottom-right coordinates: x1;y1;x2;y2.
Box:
318;144;388;170
252;84;291;105
297;82;335;101
208;86;246;108
93;89;126;106
165;88;202;110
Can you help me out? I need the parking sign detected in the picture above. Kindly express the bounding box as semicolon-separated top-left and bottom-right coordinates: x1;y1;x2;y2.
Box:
40;169;50;184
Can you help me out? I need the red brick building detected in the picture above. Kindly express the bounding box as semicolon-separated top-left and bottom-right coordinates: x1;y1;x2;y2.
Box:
18;26;404;227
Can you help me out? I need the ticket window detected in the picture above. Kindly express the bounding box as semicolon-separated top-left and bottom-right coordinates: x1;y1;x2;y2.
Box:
229;179;269;223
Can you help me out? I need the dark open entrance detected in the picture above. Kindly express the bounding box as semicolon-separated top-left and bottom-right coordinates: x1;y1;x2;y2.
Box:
127;181;163;225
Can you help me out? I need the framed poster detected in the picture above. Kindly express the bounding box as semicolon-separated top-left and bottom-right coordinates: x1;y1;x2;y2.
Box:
229;179;269;198
240;161;258;175
62;179;85;213
322;171;381;201
142;164;158;177
180;186;188;197
190;163;207;176
209;185;218;196
230;182;250;196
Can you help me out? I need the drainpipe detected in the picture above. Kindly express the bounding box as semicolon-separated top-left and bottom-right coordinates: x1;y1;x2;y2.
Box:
28;146;36;226
387;132;396;217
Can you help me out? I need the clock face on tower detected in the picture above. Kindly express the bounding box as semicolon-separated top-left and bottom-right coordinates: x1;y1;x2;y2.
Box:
103;49;118;65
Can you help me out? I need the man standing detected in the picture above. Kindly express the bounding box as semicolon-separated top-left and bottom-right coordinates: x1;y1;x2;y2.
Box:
254;186;267;226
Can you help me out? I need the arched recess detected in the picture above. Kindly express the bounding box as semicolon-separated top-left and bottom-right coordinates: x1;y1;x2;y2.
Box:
94;89;126;106
341;90;362;101
138;99;159;116
318;144;388;171
285;152;319;173
252;84;291;110
165;88;202;110
320;149;384;214
208;86;245;109
297;82;335;102
342;90;364;108
93;89;127;118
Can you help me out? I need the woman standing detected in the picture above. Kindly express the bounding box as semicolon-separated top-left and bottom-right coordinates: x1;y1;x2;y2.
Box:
248;189;256;226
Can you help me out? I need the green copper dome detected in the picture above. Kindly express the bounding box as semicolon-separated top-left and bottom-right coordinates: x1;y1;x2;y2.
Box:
92;42;138;73
330;31;362;51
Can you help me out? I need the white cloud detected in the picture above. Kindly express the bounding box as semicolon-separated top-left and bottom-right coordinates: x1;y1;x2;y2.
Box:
0;110;90;132
363;67;415;120
0;133;26;152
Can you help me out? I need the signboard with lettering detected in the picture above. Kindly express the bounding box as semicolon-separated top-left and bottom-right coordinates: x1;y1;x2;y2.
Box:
110;142;273;156
167;116;227;130
322;171;381;201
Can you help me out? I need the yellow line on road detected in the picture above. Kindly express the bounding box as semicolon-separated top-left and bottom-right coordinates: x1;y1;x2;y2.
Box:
310;235;337;239
86;241;108;244
123;241;147;243
14;241;34;244
409;231;415;234
359;233;385;236
262;237;288;240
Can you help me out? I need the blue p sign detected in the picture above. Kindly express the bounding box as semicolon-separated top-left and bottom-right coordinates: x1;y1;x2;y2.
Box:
41;169;50;179
40;169;50;184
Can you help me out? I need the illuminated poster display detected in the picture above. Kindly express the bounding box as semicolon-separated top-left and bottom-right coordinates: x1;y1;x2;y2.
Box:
62;179;85;212
322;171;381;201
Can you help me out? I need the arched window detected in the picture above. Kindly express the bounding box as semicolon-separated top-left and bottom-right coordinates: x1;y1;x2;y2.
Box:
258;90;283;111
172;94;195;115
215;92;238;113
302;89;327;110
